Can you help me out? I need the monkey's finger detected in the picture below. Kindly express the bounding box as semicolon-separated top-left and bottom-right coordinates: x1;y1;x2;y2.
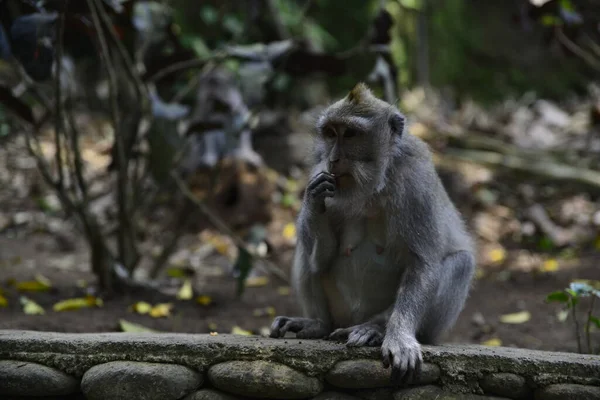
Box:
312;182;336;197
347;328;370;347
328;328;351;341
307;173;336;191
393;351;409;385
279;319;305;336
366;334;383;347
382;348;391;369
269;316;289;338
403;356;417;386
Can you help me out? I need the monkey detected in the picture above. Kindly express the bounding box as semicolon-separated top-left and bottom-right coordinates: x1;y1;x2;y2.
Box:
269;83;475;386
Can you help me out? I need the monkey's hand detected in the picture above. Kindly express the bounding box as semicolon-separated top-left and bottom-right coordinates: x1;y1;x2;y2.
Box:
269;316;330;339
305;172;336;214
328;323;384;347
381;331;422;386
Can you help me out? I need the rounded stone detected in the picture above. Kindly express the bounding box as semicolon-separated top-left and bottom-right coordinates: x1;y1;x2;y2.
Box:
326;359;440;389
0;360;79;396
183;389;239;400
534;384;600;400
480;373;530;399
395;386;511;399
314;392;363;400
81;361;201;400
208;360;322;399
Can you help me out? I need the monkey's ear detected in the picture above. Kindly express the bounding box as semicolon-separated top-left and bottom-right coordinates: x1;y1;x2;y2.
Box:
389;113;405;136
347;82;372;103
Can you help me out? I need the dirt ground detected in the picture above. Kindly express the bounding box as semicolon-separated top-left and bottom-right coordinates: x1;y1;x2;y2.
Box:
1;232;599;354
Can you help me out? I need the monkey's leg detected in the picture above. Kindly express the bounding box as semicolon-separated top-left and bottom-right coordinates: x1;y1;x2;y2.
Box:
270;247;333;339
418;250;475;344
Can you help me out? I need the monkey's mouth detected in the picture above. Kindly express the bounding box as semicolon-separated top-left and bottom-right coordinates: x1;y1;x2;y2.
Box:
334;173;354;189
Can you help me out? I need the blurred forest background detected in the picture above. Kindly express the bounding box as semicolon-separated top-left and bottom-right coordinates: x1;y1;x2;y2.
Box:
0;0;599;355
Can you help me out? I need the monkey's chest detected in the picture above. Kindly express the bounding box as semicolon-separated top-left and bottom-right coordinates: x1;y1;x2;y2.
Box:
322;213;401;327
337;211;387;262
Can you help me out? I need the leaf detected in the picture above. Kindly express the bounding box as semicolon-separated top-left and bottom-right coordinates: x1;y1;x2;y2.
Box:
177;279;193;300
252;306;276;318
131;301;152;314
499;311;531;324
488;248;506;264
589;316;600;329
16;274;52;292
235;247;254;297
277;286;291;296
546;291;569;303
208;322;218;331
119;319;159;333
196;295;212;306
209;331;219;336
245;276;269;288
231;326;252;336
282;223;296;241
557;309;569;322
20;296;45;315
540;259;559;273
149;303;173;318
481;338;502;346
0;293;7;307
167;267;194;278
53;296;102;312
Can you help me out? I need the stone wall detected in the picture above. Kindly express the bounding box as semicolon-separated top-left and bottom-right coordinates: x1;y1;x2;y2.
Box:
0;330;599;400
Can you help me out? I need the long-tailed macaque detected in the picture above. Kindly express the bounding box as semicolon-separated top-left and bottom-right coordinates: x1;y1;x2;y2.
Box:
270;83;475;385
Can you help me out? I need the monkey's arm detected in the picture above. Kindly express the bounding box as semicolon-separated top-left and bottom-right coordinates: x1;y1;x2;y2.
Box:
297;206;338;273
381;157;447;384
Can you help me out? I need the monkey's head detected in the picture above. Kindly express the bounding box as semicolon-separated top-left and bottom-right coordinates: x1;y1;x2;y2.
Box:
314;83;405;207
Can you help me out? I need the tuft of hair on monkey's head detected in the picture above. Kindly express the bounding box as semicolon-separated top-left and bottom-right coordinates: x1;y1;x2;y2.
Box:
318;82;405;139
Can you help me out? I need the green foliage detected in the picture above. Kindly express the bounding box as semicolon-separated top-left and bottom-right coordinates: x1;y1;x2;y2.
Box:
546;280;600;354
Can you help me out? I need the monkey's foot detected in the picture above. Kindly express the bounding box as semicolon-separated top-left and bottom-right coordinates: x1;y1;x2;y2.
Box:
269;316;330;339
328;323;384;347
381;332;423;387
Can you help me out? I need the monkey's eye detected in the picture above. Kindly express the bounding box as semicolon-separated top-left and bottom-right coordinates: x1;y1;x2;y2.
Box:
322;127;336;138
344;128;358;138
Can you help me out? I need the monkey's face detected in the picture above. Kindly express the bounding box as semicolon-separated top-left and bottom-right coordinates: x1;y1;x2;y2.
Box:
314;83;405;203
316;120;380;195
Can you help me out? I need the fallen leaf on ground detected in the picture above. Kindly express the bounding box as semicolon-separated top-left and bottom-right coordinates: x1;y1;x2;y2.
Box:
488;247;506;264
252;306;276;317
177;279;193;300
481;338;502;346
277;286;291;296
231;326;252;335
557;309;569;322
282;223;296;240
196;295;212;306
209;331;218;336
149;303;173;318
119;319;159;333
540;259;559;273
53;296;103;312
245;276;269;288
16;274;52;292
499;311;531;324
20;296;45;315
131;301;152;314
76;280;87;288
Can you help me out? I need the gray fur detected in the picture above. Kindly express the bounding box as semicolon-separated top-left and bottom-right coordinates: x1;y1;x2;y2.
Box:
270;84;475;386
